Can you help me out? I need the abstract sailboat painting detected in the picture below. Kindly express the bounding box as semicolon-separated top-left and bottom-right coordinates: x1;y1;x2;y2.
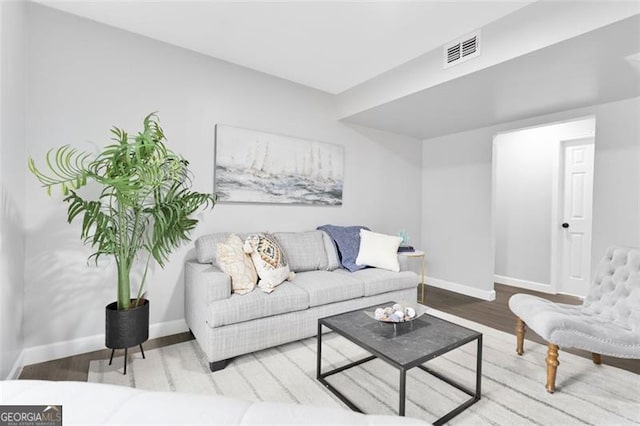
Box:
214;125;344;205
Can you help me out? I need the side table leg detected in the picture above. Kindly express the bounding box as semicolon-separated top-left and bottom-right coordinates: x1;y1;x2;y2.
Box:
108;349;115;366
399;369;406;416
421;255;425;303
123;347;128;375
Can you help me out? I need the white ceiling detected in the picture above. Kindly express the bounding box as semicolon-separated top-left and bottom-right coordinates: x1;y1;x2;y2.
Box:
343;14;640;139
34;0;534;94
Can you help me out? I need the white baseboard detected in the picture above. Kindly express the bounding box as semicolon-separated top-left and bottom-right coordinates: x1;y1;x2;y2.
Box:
22;319;188;366
494;275;554;294
427;277;496;301
6;350;25;380
23;334;105;367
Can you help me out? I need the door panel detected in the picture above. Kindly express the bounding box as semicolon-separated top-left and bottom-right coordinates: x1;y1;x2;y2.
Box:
560;139;594;296
569;233;583;279
570;172;585;218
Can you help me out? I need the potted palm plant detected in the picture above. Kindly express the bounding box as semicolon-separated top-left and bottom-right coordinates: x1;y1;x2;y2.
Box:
29;112;215;373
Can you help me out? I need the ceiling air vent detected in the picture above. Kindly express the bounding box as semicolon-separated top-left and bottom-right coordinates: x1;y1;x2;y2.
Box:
443;30;481;69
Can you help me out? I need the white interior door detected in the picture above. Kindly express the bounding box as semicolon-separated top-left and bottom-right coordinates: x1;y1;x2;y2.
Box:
559;138;594;297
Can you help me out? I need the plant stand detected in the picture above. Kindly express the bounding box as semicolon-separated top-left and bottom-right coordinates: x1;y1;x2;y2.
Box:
108;344;146;375
105;300;150;375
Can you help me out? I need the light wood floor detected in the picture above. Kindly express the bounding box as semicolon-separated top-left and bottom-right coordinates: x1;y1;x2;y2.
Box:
19;283;639;380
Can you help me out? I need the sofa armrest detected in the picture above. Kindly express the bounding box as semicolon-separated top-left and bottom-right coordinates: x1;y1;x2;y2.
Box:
185;261;231;303
185;261;231;335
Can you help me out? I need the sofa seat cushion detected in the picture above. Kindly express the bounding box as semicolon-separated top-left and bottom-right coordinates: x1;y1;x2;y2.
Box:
292;271;364;307
335;268;418;297
207;282;309;327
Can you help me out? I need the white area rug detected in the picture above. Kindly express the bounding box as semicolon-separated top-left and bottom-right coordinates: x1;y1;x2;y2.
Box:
88;309;639;425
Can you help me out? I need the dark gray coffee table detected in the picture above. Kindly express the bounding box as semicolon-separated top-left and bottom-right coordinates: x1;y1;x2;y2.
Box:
317;302;482;425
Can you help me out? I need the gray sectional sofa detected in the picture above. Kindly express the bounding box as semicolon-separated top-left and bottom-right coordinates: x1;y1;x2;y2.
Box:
185;230;419;371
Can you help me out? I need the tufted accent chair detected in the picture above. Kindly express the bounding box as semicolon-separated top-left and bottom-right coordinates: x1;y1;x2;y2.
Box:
509;246;640;393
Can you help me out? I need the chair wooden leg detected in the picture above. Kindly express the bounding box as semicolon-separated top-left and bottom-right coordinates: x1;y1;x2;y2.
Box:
592;353;602;365
515;317;526;356
545;343;560;393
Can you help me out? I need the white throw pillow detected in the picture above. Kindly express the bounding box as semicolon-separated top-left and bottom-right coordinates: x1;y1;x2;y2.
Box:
355;229;402;272
216;234;257;295
244;233;295;293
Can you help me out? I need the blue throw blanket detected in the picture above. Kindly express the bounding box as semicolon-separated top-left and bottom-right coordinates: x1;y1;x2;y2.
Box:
317;224;369;272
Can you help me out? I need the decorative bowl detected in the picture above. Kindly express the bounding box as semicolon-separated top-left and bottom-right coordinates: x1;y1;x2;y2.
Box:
364;301;428;323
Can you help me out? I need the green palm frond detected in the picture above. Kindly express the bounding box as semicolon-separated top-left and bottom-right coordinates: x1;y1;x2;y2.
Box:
28;145;92;196
65;191;118;259
29;112;215;310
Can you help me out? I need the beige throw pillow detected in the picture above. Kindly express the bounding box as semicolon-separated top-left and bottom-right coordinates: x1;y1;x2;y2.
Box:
216;234;257;295
244;233;295;293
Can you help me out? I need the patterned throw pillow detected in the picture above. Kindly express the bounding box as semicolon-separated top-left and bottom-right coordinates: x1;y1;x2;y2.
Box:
244;233;295;293
216;234;257;295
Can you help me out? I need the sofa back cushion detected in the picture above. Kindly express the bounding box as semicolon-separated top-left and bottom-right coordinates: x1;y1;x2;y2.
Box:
196;233;231;264
321;231;341;271
274;231;329;272
196;230;336;272
317;224;370;272
196;233;253;265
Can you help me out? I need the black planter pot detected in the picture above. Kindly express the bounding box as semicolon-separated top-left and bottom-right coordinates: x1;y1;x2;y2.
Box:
105;299;149;374
105;299;149;349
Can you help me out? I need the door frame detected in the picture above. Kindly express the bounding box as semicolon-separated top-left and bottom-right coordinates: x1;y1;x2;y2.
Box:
550;137;595;296
491;116;596;295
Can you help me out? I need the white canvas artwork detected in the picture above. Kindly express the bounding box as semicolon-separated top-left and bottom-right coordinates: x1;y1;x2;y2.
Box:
214;125;344;205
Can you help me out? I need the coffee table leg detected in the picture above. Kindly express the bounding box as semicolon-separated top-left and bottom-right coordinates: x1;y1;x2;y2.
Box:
316;323;322;379
476;335;482;399
399;368;406;416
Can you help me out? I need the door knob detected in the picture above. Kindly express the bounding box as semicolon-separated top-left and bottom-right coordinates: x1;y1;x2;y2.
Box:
562;223;569;228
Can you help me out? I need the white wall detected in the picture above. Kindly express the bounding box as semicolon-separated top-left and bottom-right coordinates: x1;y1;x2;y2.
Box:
591;98;640;260
0;0;27;379
494;118;595;287
421;129;495;300
494;131;557;284
422;97;639;299
23;4;422;363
